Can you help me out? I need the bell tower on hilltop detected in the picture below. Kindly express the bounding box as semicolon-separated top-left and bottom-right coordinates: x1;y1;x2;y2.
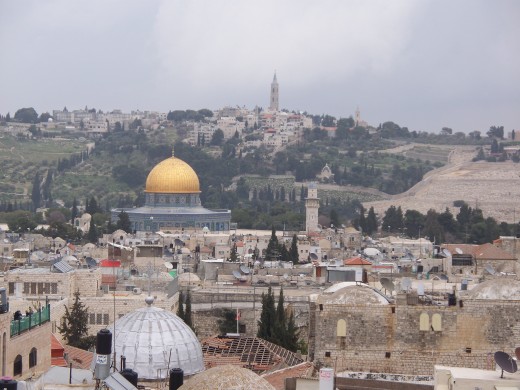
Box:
305;182;319;233
269;72;279;111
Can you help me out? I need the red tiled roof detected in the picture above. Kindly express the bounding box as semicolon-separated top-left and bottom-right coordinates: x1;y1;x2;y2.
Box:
443;243;516;260
63;344;94;370
262;362;315;390
344;257;372;266
99;259;121;267
51;334;67;367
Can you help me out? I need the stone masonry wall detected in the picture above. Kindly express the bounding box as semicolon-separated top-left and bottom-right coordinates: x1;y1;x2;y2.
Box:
313;299;520;376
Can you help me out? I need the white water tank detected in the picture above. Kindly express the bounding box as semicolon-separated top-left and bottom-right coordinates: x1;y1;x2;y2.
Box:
319;367;334;390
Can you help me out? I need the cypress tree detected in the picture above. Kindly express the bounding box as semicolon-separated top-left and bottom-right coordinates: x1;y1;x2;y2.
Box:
289;235;299;264
177;291;185;320
184;290;193;331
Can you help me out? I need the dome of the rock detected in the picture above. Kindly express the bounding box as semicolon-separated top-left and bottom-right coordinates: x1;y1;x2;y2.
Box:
145;156;200;194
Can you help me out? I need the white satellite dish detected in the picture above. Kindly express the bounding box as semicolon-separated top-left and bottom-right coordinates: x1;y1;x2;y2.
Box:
363;248;381;257
164;261;173;270
417;281;425;296
455;247;463;255
485;264;496;275
442;248;452;257
283;273;290;280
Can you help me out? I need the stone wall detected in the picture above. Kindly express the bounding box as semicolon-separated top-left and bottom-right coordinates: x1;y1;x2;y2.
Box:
312;296;520;375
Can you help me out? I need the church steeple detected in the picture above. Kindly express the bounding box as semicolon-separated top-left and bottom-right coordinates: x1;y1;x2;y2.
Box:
269;71;279;111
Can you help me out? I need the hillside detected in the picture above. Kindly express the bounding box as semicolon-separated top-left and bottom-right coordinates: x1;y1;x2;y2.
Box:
364;146;519;223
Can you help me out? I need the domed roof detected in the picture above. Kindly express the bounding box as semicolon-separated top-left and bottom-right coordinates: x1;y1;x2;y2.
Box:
145;156;200;194
464;279;520;300
109;302;204;379
317;282;390;305
178;365;275;390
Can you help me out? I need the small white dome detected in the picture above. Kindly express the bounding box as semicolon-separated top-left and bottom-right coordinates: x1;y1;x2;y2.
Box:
109;304;204;379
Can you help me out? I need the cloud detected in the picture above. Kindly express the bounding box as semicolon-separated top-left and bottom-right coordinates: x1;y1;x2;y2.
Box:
0;0;518;132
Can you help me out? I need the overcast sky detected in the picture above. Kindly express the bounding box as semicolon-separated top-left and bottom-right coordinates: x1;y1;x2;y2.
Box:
0;0;518;133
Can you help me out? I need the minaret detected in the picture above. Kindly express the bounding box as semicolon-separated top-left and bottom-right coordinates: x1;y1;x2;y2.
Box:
305;182;319;233
269;72;279;111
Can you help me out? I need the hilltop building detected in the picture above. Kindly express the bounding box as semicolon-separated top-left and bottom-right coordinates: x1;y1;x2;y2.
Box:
111;152;231;233
269;72;279;111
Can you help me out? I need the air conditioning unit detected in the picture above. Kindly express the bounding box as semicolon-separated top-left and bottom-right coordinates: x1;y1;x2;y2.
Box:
133;288;142;295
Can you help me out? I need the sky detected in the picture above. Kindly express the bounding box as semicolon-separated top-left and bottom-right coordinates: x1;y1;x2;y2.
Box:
0;0;518;133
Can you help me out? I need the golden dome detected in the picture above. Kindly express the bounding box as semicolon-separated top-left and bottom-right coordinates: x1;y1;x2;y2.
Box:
145;156;200;194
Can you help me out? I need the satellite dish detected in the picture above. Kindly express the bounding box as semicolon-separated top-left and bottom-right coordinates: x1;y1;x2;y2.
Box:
240;265;250;274
380;278;395;293
494;351;518;378
232;270;242;279
310;253;318;260
455;247;463;255
363;248;380;257
417;281;425;296
283;273;290;280
401;278;412;291
174;239;184;247
442;248;452;257
164;261;173;270
485;264;496;275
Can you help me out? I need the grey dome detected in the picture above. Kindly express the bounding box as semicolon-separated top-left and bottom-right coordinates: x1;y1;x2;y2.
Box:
110;305;204;379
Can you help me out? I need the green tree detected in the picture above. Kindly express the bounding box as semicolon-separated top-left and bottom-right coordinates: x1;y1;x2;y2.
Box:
210;129;224;146
184;290;193;331
14;107;38;123
229;243;238;262
6;210;38;232
275;287;286;341
116;211;132;233
86;196;99;215
257;287;276;342
289;234;299;264
177;291;185;320
266;226;279;260
87;222;99;243
71;198;79;223
217;309;237;334
58;290;94;350
31;172;41;211
285;311;299;352
366;207;378;235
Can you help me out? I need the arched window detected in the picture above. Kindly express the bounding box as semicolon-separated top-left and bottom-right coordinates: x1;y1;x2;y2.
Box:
336;319;347;337
419;313;430;331
13;354;22;376
29;348;37;368
432;314;442;331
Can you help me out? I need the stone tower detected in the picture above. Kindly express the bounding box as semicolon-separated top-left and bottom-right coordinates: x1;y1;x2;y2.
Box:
305;182;319;233
269;72;279;111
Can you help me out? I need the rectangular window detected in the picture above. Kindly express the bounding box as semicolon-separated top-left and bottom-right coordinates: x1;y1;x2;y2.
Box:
90;313;95;325
45;283;51;294
24;283;30;294
38;283;44;294
31;282;37;294
96;313;102;325
51;283;58;294
452;258;473;266
8;282;14;295
103;314;109;325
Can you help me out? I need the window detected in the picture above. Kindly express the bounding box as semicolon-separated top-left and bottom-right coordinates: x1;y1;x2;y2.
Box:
103;314;109;325
452;256;473;266
96;314;102;325
90;313;95;325
336;319;347;337
432;314;442;331
13;355;22;376
419;313;430;331
29;348;37;368
51;283;58;294
8;283;14;295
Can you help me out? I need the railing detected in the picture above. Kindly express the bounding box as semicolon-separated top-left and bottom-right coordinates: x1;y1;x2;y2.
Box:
10;304;51;337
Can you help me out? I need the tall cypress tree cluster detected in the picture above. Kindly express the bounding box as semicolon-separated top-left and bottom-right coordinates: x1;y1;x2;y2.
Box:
257;287;299;352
